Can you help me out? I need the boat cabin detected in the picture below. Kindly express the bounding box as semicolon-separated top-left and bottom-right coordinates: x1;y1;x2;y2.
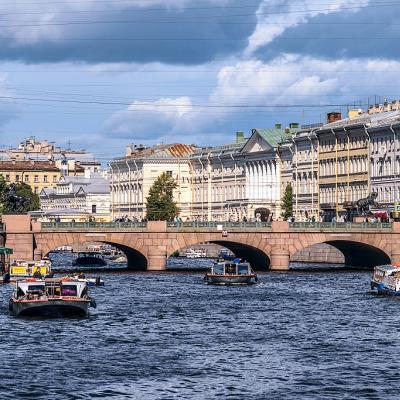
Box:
76;252;103;259
10;260;51;278
373;265;400;283
211;262;252;276
15;279;88;300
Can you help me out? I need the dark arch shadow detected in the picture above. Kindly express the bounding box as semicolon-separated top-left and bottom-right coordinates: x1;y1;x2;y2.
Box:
103;242;147;271
45;241;147;271
325;240;390;268
210;241;270;271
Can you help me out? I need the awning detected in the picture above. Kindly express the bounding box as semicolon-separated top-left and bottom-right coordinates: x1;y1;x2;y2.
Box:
0;247;13;255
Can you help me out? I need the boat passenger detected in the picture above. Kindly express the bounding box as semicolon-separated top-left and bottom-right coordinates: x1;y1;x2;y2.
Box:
33;267;43;279
78;272;86;279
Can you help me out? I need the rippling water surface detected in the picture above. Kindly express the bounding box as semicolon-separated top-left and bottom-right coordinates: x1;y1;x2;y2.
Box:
0;257;399;399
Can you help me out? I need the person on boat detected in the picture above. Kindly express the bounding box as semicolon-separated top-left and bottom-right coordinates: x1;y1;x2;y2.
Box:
78;272;86;279
33;267;43;279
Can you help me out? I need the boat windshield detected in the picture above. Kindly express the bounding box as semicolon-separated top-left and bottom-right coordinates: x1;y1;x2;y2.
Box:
61;285;78;296
213;263;224;275
225;263;237;275
237;264;250;275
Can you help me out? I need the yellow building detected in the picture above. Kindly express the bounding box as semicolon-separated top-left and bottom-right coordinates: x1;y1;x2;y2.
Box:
0;160;65;194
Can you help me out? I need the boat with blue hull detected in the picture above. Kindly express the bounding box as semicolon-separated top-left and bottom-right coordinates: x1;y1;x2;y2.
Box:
204;261;257;285
371;265;400;295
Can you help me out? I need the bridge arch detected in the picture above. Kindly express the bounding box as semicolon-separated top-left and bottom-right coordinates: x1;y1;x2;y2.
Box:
168;236;271;271
34;233;148;270
290;237;391;268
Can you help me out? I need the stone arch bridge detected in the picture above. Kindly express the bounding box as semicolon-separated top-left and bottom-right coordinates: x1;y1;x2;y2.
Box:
1;215;399;271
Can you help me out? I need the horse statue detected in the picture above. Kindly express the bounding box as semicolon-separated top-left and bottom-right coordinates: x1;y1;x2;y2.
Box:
350;192;379;215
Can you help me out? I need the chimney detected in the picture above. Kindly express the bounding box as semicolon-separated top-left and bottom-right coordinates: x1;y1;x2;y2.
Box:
327;112;342;124
236;131;245;143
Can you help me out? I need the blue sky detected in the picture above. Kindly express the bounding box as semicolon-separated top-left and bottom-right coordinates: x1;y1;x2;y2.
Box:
0;0;399;162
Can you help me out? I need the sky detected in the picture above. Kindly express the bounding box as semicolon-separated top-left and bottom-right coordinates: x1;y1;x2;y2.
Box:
0;0;400;162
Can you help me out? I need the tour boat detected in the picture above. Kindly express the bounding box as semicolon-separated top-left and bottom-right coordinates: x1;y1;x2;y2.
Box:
204;261;257;285
73;252;107;266
9;277;96;317
185;248;207;258
371;265;400;295
7;259;52;283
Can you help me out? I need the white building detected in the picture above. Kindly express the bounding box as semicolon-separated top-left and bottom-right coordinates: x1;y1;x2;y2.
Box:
109;143;196;220
189;128;298;221
40;171;111;221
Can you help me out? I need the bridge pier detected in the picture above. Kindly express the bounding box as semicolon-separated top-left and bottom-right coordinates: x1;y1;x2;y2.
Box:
391;249;400;265
270;248;290;271
147;248;167;271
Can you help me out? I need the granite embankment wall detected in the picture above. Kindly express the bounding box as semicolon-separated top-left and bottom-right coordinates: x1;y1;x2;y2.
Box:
290;243;345;264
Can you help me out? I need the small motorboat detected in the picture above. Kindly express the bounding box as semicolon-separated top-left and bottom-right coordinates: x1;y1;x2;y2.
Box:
204;261;257;285
6;259;52;283
371;264;400;295
9;278;96;317
73;252;107;266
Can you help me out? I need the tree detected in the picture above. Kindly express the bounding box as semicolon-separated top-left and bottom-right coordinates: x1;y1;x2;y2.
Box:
1;182;40;213
146;172;179;221
281;183;293;221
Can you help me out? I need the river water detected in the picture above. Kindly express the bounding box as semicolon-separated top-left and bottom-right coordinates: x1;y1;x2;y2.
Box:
0;256;399;399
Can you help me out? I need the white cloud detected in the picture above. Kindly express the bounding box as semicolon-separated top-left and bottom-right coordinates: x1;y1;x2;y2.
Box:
245;0;370;55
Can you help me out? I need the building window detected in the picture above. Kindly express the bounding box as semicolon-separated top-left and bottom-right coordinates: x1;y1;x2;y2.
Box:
34;175;39;183
15;175;20;182
43;175;48;183
25;175;29;182
5;175;10;182
53;175;58;183
34;187;38;194
91;204;97;214
166;171;173;177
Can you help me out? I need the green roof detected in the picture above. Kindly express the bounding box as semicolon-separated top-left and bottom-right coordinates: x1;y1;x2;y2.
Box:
254;128;299;146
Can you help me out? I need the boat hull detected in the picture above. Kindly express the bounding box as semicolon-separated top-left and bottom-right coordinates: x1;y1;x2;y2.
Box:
10;299;90;317
73;257;106;266
370;280;400;296
205;274;257;285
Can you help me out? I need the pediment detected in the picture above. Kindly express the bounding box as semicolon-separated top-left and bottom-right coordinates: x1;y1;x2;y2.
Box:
241;132;273;154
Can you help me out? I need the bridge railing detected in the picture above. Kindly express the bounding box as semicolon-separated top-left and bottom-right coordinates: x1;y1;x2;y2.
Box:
41;221;148;230
289;222;393;231
166;221;272;229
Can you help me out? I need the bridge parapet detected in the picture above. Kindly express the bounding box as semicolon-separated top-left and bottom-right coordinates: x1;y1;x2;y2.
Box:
288;222;393;232
40;221;148;232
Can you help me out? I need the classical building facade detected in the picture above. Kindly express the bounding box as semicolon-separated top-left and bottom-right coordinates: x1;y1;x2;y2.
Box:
0;160;63;194
39;171;110;221
189;128;298;222
109;144;195;220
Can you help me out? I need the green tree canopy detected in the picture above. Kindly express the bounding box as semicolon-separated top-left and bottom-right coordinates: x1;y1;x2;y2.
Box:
281;183;293;221
0;181;40;213
146;172;179;221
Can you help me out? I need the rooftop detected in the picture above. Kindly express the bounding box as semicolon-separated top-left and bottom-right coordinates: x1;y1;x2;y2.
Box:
0;160;60;172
